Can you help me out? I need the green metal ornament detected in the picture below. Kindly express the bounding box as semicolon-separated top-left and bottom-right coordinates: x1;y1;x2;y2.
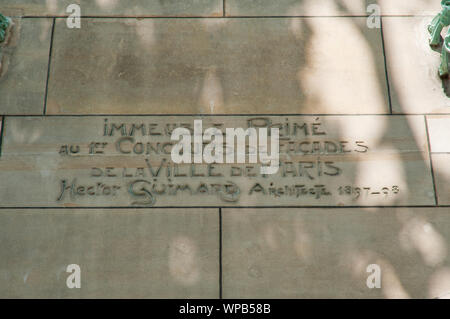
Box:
428;0;450;77
0;13;11;43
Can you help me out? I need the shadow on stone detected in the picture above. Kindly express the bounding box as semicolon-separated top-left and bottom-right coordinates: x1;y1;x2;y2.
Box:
442;76;450;97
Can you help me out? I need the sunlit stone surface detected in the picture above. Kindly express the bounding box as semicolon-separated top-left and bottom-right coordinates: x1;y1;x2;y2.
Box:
223;207;450;299
2;0;439;17
0;18;51;115
378;0;440;15
225;0;439;17
1;0;222;17
225;0;378;16
46;18;388;115
0;209;219;298
426;116;450;205
427;115;450;153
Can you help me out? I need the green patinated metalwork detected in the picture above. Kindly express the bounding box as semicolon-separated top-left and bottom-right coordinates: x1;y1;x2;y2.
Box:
0;13;11;44
429;0;450;77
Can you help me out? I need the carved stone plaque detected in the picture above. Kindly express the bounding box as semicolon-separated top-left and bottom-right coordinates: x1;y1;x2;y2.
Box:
0;115;435;207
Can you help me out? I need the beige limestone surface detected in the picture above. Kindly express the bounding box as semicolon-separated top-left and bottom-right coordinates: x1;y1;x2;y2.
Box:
427;115;450;153
225;0;377;16
225;0;440;16
223;207;450;299
378;0;439;16
46;17;388;115
0;18;52;115
1;0;439;17
425;116;450;205
383;17;450;114
0;208;219;298
431;154;450;205
1;0;222;17
0;115;434;207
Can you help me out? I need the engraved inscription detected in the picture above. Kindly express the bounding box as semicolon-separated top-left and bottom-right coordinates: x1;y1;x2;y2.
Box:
0;116;433;207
